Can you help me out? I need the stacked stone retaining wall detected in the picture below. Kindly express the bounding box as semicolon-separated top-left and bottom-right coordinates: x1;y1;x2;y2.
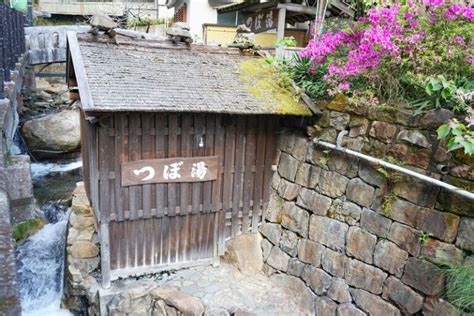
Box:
260;99;473;315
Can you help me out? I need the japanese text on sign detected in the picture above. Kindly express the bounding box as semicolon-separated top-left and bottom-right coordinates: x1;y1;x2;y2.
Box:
121;156;218;186
244;9;278;33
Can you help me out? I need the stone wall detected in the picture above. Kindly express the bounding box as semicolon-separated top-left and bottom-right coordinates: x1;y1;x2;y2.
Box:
260;99;473;315
0;190;21;316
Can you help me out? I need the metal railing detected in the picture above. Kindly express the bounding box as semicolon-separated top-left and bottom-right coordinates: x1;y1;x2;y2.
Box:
0;4;26;99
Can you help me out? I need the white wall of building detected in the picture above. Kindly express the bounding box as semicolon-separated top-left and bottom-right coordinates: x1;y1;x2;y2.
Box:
187;0;218;42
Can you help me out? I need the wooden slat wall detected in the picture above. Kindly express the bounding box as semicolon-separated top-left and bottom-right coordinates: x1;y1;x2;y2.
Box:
87;113;278;274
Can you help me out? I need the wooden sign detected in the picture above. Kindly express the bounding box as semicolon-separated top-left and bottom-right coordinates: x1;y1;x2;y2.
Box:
121;156;219;186
244;9;279;33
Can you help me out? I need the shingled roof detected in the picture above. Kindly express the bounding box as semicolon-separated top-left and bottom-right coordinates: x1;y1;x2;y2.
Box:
66;33;313;116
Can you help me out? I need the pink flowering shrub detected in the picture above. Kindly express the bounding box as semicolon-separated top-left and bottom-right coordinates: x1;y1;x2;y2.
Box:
300;0;473;113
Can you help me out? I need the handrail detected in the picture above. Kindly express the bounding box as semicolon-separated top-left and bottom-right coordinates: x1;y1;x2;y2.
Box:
313;131;474;201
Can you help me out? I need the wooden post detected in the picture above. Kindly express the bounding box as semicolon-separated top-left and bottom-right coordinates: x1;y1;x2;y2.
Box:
277;7;286;41
100;222;111;289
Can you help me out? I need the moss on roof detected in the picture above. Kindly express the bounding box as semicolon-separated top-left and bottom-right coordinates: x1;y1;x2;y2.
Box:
239;58;313;116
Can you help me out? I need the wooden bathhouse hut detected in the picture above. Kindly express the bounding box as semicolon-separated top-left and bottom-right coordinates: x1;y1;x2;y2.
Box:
66;31;313;287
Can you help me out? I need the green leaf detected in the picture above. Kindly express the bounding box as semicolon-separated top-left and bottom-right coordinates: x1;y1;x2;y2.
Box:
437;124;451;139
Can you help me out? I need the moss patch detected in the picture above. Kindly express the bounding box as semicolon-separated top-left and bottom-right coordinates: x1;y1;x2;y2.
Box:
239;58;312;116
13;218;45;243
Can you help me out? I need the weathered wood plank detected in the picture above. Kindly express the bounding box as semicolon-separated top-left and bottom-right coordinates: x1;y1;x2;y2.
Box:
203;115;215;213
141;115;153;219
231;117;246;237
262;117;277;221
167;114;178;263
222;116;236;239
155;114;166;217
252;116;267;233
242;116;257;234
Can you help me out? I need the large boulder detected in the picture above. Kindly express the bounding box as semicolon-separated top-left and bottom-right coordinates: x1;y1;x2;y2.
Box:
21;110;81;159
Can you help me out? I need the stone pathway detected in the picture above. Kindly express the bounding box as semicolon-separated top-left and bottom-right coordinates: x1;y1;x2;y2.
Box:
102;262;309;315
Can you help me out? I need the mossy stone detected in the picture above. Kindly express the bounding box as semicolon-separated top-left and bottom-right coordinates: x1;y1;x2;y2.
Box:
13;218;45;243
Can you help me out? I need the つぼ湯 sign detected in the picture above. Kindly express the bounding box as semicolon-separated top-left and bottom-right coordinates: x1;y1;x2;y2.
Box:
121;156;218;186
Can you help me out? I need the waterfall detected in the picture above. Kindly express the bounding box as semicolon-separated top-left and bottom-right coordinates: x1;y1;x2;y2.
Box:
15;160;84;315
16;204;72;316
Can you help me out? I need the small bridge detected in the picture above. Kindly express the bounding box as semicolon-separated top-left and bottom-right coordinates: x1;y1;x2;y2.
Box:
25;25;90;65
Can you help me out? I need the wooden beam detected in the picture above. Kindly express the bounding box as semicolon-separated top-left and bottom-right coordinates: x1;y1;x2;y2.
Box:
277;7;286;41
331;0;355;17
100;222;111;288
277;3;316;15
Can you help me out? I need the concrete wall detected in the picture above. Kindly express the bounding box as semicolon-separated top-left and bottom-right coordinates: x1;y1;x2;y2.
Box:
187;0;217;41
259;98;473;315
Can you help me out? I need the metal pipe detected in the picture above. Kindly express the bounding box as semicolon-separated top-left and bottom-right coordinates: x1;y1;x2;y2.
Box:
312;134;474;201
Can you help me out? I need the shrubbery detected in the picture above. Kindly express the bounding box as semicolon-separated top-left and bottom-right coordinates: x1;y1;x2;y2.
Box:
287;0;474;154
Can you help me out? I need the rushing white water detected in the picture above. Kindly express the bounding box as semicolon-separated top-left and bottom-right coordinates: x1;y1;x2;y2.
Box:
31;160;83;178
16;158;82;315
16;204;72;316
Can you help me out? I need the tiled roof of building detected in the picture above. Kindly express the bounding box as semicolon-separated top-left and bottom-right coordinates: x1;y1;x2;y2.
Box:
67;33;313;116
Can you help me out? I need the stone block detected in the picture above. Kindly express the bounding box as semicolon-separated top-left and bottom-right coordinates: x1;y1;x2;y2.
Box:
422;297;458;316
258;223;282;245
280;230;298;257
345;259;387;294
281;203;309;237
327;152;359;178
265;193;284;223
360;208;392;238
309;215;348;251
346;227;376;264
70;212;94;230
401;257;444;296
224;233;263;275
261;239;272;261
396;129;431;148
420;239;464;267
297;239;323;267
278;153;299;182
296;188;332;215
318;170;349;198
287;258;305;277
350;289;401;316
314;296;337;316
321;247;347;278
393;180;439;208
342;136;365;151
381;198;419;227
266;246;290;272
437;188;474;216
71;182;92;216
291;136;308;161
327;278;351;303
349;116;369;138
346;178;375;207
420;109;455;130
5;155;34;201
301;265;332;295
279;133;295;153
330;201;361;225
373;240;408;277
337;304;366;316
456;217;474;252
416;209;460;243
382;276;424;314
262;263;276;276
329;111;350;131
388;222;421;256
269;274;315;315
295;163;320;188
271;172;281;190
277;179;301;201
69;241;99;259
369;121;397;143
358;161;386;188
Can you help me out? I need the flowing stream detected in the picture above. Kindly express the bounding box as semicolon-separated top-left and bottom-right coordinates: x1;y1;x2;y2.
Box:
15;160;83;316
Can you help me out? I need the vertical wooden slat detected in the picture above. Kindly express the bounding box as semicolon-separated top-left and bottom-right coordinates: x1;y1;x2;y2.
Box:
141;115;154;266
202;115;215;258
262;117;277;220
213;116;226;255
129;114;141;267
252;116;267;233
167;114;178;263
179;116;192;262
155;114;166;217
191;115;205;260
231;117;246;237
242;116;257;234
222;116;236;239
